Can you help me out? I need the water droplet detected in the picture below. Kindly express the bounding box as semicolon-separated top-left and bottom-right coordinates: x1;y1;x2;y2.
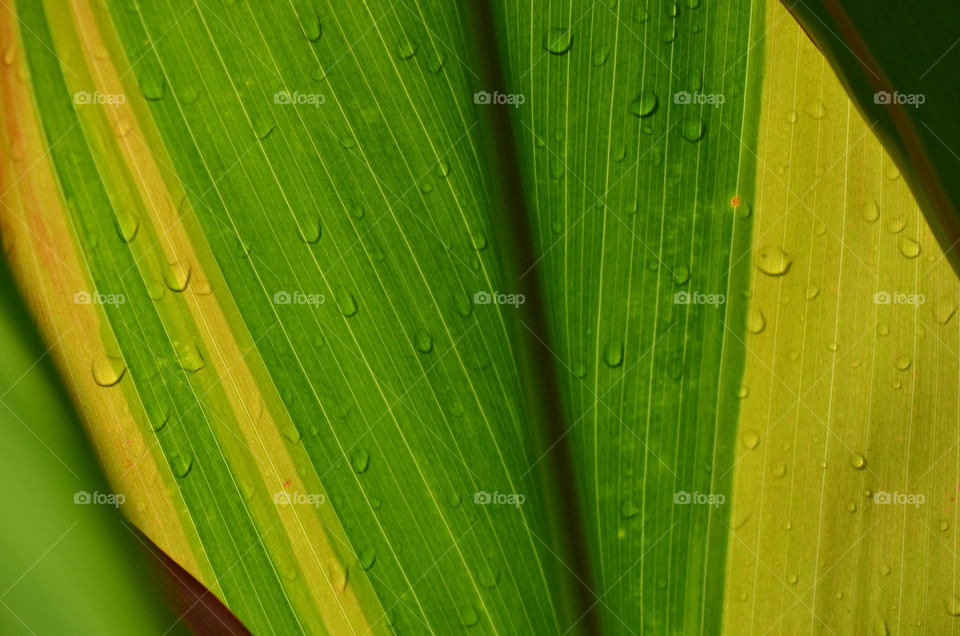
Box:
543;27;573;55
351;448;370;473
804;100;826;120
772;462;787;478
335;288;358;317
603;339;624;368
897;236;921;259
397;39;417;60
847;501;858;512
880;564;891;576
741;430;760;450
573;362;587;379
2;44;15;67
629;91;658;118
747;309;766;334
945;594;960;616
174;341;205;373
436;160;451;178
939;520;950;532
895;354;912;370
805;285;820;300
878;324;890;337
591;46;610;66
115;210;140;243
660;23;677;43
938;302;957;325
756;245;792;276
786;110;798;124
340;136;356;149
357;546;376;569
787;573;798;585
884;164;900;181
459;604;480;627
470;229;487;251
862;200;880;223
672;265;690;285
299;11;322;42
413;330;434;354
736;385;749;399
427;50;446;73
147;402;170;432
163;261;191;292
620;498;640;518
477;566;500;589
254;116;275;141
310;65;327;82
849;453;867;470
93;355;126;387
140;69;166;100
681;118;705;142
169;452;193;478
297;216;321;244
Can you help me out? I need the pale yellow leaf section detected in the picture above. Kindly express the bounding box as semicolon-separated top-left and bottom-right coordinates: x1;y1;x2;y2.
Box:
723;1;960;634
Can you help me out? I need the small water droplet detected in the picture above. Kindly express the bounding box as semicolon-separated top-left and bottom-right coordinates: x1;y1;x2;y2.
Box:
741;430;760;450
335;288;358;317
427;50;446;73
357;546;376;569
787;573;798;585
786;110;798;124
672;264;690;285
477;566;500;589
938;302;958;325
756;245;792;276
115;210;140;243
140;69;166;100
591;46;610;66
805;285;820;300
573;362;587;379
543;27;573;55
163;261;191;292
804;100;826;120
436;160;451;178
620;498;640;518
862;200;880;223
736;385;749;399
747;309;766;334
297;216;321;244
397;39;417;60
880;564;891;576
772;462;787;478
629;91;658;118
945;594;960;616
254;115;275;140
2;44;15;67
847;501;858;512
169;452;193;478
351;448;370;473
603;339;624;368
895;354;912;370
878;324;890;337
413;330;434;354
897;236;921;259
939;520;950;532
148;402;170;432
174;341;205;373
884;164;900;181
93;355;126;387
680;118;705;142
459;604;480;627
849;453;867;470
470;229;487;251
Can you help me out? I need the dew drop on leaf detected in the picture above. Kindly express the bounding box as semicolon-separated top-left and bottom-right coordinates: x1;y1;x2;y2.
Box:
884;215;906;234
297;216;322;244
147;402;170;432
862;200;880;223
603;340;624;368
397;39;417;60
946;594;960;616
140;69;166;101
458;604;480;627
897;236;921;259
620;498;640;518
115;210;140;243
413;330;434;354
804;100;826;120
169;452;193;478
894;354;912;370
629;91;658;118
849;453;867;470
755;245;792;276
741;430;760;450
351;448;370;473
254;116;275;141
747;308;766;334
672;264;690;285
163;261;191;292
92;355;126;387
772;462;787;478
174;341;205;373
299;11;322;42
591;46;610;67
335;288;358;317
543;27;573;55
357;546;376;569
680;118;705;142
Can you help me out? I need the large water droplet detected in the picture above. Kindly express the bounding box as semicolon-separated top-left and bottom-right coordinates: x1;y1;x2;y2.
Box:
299;11;322;42
747;308;766;334
163;261;191;292
603;339;624;368
93;355;126;387
543;27;573;55
115;210;140;243
629;91;658;118
755;245;792;276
